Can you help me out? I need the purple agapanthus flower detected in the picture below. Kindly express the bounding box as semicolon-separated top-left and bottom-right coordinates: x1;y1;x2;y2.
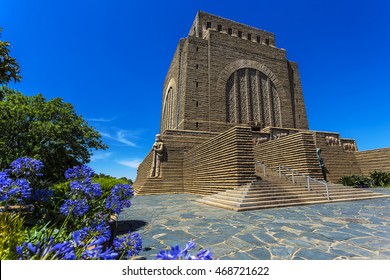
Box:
9;157;44;177
81;245;118;260
113;232;143;258
105;183;134;214
78;222;111;244
51;241;76;260
64;165;95;180
16;229;118;260
60;198;89;217
69;178;102;198
0;176;32;204
156;240;213;260
16;237;65;260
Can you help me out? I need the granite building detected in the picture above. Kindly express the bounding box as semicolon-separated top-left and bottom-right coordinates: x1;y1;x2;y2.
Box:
161;11;307;134
134;11;390;208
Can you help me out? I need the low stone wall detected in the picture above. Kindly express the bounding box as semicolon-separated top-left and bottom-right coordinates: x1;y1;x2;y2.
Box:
355;147;390;175
183;126;256;193
313;132;363;182
133;129;218;195
133;150;153;190
254;131;322;179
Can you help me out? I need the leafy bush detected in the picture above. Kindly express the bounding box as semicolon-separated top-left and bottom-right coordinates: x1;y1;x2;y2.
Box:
53;177;130;201
338;175;372;187
369;171;390;187
0;88;107;183
0;213;26;259
339;171;390;188
93;177;130;197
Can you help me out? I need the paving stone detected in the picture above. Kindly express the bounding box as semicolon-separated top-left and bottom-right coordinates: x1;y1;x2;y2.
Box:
301;232;333;243
380;251;390;257
252;232;279;244
222;251;255;260
273;231;300;239
322;222;345;227
314;230;354;241
236;233;266;247
195;235;228;247
268;245;297;259
224;236;255;251
348;237;390;251
282;238;313;248
331;243;377;258
290;224;313;232
208;243;237;257
328;248;359;258
369;231;390;239
294;249;338;260
247;248;271;260
180;213;198;219
337;227;371;237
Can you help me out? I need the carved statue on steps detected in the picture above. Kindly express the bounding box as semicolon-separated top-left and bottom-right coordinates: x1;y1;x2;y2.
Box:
150;134;164;178
316;148;329;182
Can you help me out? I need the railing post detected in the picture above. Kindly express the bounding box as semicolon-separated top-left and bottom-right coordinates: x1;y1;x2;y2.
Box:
291;171;295;184
278;166;281;178
307;177;311;191
263;164;266;177
325;181;330;200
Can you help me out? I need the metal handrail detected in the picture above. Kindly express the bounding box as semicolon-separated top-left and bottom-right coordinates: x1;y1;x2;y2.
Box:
256;162;330;200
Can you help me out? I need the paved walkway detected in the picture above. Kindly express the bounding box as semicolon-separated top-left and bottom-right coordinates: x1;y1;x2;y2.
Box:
118;188;390;260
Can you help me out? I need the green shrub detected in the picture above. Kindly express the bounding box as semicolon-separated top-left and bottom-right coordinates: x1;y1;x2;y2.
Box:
50;181;70;215
52;177;130;200
369;171;390;187
339;175;371;187
93;177;131;198
0;213;26;259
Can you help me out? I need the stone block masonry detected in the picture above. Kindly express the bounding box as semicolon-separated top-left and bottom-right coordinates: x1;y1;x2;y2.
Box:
254;131;323;179
356;148;390;176
183;126;256;194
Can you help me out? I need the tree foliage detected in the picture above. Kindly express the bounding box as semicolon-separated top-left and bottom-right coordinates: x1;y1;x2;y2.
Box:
0;27;21;86
0;87;108;182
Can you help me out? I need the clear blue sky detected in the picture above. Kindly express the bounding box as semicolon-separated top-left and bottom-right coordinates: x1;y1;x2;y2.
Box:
1;0;389;180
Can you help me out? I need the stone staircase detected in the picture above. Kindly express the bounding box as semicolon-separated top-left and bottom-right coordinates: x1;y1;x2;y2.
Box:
197;171;390;211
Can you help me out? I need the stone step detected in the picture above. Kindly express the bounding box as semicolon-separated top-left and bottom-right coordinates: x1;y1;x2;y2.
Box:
224;188;311;195
210;192;326;202
197;193;390;212
196;173;390;211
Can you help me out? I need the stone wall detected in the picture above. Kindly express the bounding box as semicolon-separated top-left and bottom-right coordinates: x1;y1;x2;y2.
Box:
183;126;256;194
253;132;322;178
161;39;186;132
355;148;390;175
314;132;363;182
133;130;218;195
133;150;153;190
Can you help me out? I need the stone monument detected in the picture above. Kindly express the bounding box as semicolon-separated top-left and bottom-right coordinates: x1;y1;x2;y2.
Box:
133;11;390;196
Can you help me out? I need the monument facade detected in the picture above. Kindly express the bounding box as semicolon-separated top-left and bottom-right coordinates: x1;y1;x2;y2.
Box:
134;11;390;196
